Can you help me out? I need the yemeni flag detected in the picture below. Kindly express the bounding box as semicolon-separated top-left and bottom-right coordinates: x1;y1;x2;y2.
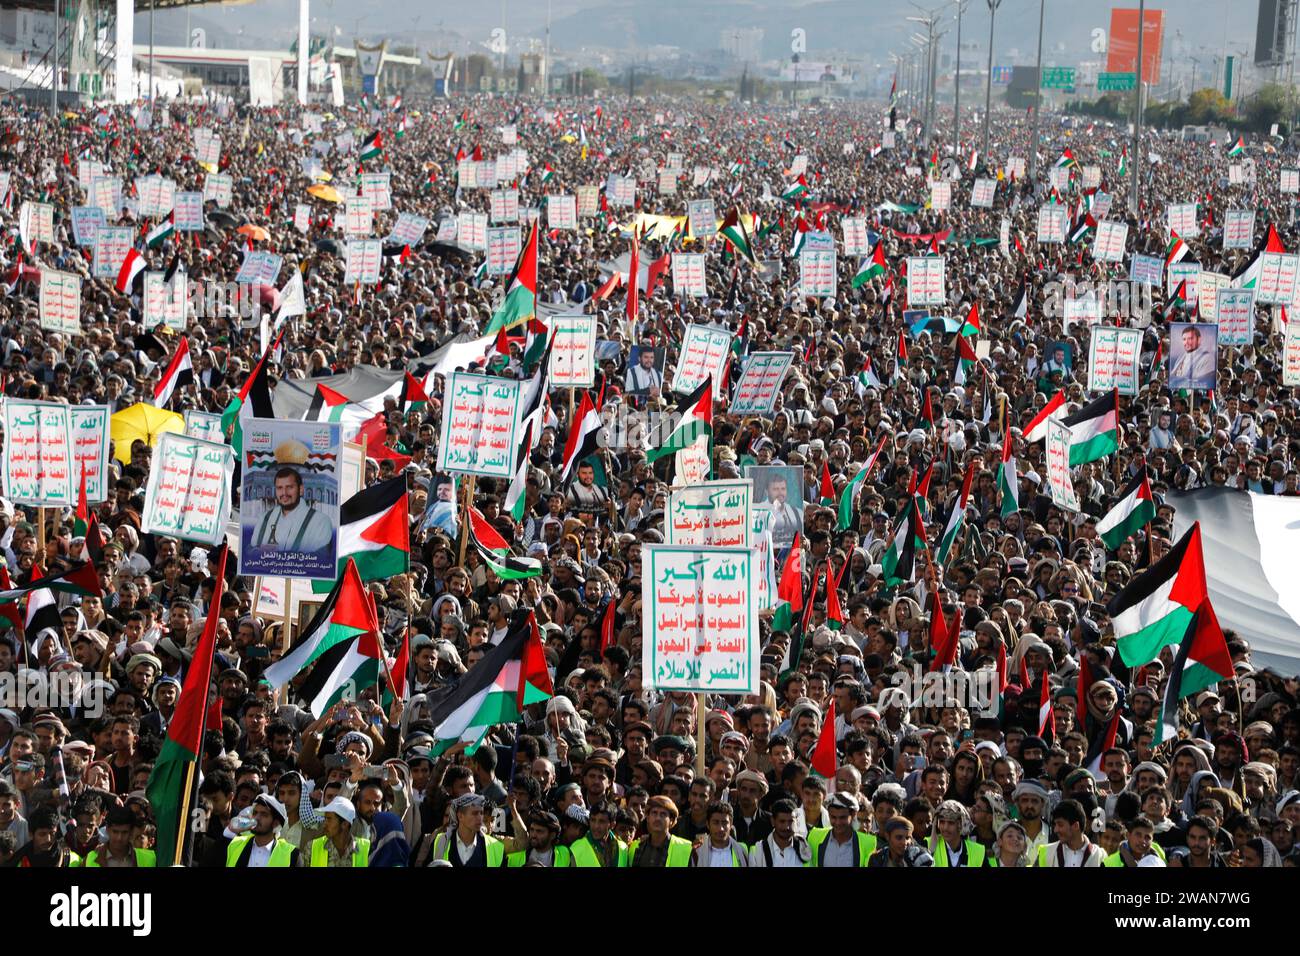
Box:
1024;390;1067;443
937;460;976;565
998;418;1018;517
1083;709;1120;777
1227;136;1245;157
1097;470;1157;549
484;221;538;335
809;700;837;785
427;610;553;755
1165;230;1189;267
114;247;146;293
837;433;888;532
146;545;228;867
310;477;409;594
146;213;175;249
720;208;757;266
1107;522;1209;667
781;175;809;202
645;379;712;465
852;241;888;288
772;534;804;634
264;557;383;715
1155;600;1233;744
153;337;194;408
468;505;542;579
881;500;924;587
560;389;605;482
818;460;835;506
359;130;383;161
1062;389;1119;465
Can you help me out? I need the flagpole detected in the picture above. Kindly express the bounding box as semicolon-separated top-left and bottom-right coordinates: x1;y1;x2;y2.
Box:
695;692;707;776
458;475;476;566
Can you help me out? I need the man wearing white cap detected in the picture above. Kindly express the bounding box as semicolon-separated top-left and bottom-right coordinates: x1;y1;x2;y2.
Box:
226;795;301;867
308;796;370;867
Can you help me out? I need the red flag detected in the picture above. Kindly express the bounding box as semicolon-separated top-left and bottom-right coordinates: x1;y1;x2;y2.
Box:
1037;671;1055;742
810;700;837;781
600;600;618;655
625;235;639;327
819;460;835;503
824;559;845;629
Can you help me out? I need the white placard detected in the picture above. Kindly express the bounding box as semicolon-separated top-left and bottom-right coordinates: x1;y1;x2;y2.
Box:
490;188;520;224
1045;419;1080;512
906;256;946;306
486;226;522;275
1091;220;1129;262
1037;205;1068;244
92;226;133;279
971;178;996;208
547;195;577;230
1167;202;1199;238
929;180;952;212
344;239;382;284
344;195;373;237
548;314;597;388
1257;252;1300;305
671;253;707;297
70;206;106;247
688;199;717;238
841;217;869;256
729;352;794;416
1285;319;1300;385
172;191;205;231
141;432;234;546
672;325;733;395
456;212;487;251
1281;168;1300;194
39;271;81;335
1087;327;1142;396
1197;271;1229;321
436;371;524;478
1223;209;1255;249
800;250;838;298
387;212;429;246
577;185;600;217
1216;288;1255;346
665;480;753;549
203;173;233;207
293;203;312;234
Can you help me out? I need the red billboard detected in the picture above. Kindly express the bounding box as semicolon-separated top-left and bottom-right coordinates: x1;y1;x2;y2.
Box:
1107;8;1164;85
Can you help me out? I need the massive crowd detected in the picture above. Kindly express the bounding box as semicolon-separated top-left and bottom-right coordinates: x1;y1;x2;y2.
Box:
0;89;1297;869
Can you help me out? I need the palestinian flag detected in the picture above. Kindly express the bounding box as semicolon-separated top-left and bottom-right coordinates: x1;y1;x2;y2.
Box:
1227;136;1245;157
1107;522;1208;667
1083;710;1120;777
928;593;960;673
1117;147;1128;177
719;208;757;266
146;545;229;866
484;221;538;335
426;610;553;755
855;356;884;395
880;500;924;587
954;333;977;386
219;342;275;455
781;176;809;202
893;329;908;382
809;700;837;784
1025;390;1067;442
1162;279;1188;321
1061;389;1119;466
1009;279;1028;320
998;417;1018;517
959;302;982;337
1165;230;1189;267
1154;600;1233;744
824;559;846;630
645;379;712;465
503;420;535;523
303;382;379;436
541;163;555;183
383;629;409;708
399;371;430;413
1054;149;1077;168
146;214;175;249
310;477;409;594
852;241;888;288
772;534;804;635
560;389;605;481
0;560;101;603
837;433;888;532
264;557;383;715
360;130;383;161
818;460;835;506
115;248;146;293
937;460;976;565
153;336;193;408
1097;470;1157;549
468;506;542;580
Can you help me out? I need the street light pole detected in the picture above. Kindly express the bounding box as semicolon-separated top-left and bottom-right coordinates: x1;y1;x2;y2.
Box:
982;0;1001;161
1026;0;1045;181
1130;0;1145;215
955;0;967;156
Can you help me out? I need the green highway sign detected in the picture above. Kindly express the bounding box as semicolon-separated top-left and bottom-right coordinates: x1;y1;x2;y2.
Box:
1041;67;1076;89
1098;71;1136;92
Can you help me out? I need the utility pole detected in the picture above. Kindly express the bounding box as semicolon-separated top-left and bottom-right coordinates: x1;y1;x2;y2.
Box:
982;0;1002;162
955;0;967;155
51;0;59;113
1026;0;1045;181
149;0;155;104
1130;0;1145;215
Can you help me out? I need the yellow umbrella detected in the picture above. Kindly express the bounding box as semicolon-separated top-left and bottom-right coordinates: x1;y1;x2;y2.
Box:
307;184;343;203
197;161;219;174
110;404;184;464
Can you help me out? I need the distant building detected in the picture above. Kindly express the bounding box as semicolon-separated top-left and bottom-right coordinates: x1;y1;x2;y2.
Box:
719;28;763;63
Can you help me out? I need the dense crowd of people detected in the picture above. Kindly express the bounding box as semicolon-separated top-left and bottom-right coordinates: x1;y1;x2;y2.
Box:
0;88;1297;869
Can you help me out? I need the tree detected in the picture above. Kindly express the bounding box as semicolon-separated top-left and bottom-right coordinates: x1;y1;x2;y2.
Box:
1185;87;1231;125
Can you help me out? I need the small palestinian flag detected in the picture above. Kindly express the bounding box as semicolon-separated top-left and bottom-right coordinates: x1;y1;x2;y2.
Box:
959;302;981;337
1154;600;1233;744
146;214;175;249
468;507;542;580
1097;470;1157;549
719;208;757;266
998;418;1018;517
881;500;925;587
937;460;976;566
359;130;383;161
772;534;804;635
852;241;887;288
837;433;888;532
399;371;430;413
1061;389;1119;466
541;163;555;183
1165;230;1189;267
1107;522;1209;667
1009;278;1028;320
484;222;538;335
818;460;835;506
781;175;809;201
1083;710;1120;778
893;329;908;383
1117;147;1128;177
1054;148;1077;168
310;477;410;593
645;379;712;465
1227;136;1245;157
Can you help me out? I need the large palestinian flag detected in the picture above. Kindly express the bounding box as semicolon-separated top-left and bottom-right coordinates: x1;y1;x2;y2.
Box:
263;557;383;715
645;379;712;464
1107;523;1207;668
310;477;409;593
1167;488;1300;674
426;610;553;755
1061;390;1119;465
484;222;538;335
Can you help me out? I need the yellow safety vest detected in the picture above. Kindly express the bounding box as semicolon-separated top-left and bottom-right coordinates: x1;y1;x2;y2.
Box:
928;836;986;868
627;835;692;867
82;847;157;868
1103;843;1167;866
309;835;371;867
569;835;628;867
434;832;506;867
508;845;572;867
226;835;297;867
805;828;875;866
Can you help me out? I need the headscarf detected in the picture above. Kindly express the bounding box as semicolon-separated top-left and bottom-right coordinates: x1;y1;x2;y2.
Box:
1245;837;1284;867
1182;769;1222;818
545;695;587;738
369;811;412;867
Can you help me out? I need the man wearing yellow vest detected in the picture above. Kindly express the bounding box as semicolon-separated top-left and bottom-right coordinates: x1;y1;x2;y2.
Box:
308;797;370;867
628;795;693;867
507;810;572;866
83;806;157;868
1036;799;1106;867
428;793;506;867
807;792;875;866
226;795;301;867
569;801;627;867
1103;816;1168;867
928;800;986;867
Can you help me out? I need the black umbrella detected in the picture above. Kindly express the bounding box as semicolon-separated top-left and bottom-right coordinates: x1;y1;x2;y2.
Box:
207;209;240;230
314;238;342;257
